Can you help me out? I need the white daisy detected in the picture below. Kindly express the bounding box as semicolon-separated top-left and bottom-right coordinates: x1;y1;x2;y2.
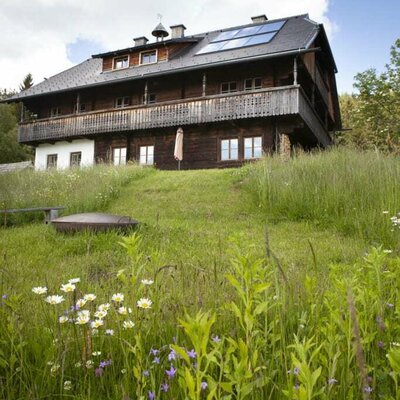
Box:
32;286;48;295
137;298;152;309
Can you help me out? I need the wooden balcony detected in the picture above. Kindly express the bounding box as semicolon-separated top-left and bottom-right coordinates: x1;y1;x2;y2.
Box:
19;85;330;146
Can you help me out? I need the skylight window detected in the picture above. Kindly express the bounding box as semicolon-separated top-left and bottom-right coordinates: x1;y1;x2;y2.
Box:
196;20;286;55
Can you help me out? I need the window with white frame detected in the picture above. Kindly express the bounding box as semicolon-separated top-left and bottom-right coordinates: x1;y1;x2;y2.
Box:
115;96;130;108
139;145;154;165
113;147;127;165
221;81;237;94
47;154;58;169
140;51;157;64
70;152;82;167
114;56;129;69
220;138;238;161
244;136;262;159
244;77;262;91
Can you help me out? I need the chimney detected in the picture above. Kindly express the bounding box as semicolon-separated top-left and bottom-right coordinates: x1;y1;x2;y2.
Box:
170;24;186;39
251;14;268;23
134;36;149;47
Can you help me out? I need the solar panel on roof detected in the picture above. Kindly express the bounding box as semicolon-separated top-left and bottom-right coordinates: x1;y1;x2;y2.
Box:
197;19;286;55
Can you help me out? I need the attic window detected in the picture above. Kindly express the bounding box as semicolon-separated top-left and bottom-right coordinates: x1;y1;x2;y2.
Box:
114;56;129;69
140;50;157;65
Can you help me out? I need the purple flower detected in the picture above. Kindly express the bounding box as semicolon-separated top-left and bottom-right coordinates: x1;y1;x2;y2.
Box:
99;360;112;368
328;378;338;385
294;384;300;390
152;357;160;364
187;349;196;359
201;381;208;390
168;349;176;361
377;341;385;348
211;335;221;343
166;365;177;379
150;348;159;356
95;367;104;377
148;391;155;400
143;370;150;377
364;386;373;393
293;367;299;376
161;383;169;392
2;294;7;300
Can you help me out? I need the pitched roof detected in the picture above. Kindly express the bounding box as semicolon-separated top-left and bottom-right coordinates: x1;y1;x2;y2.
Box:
6;14;323;102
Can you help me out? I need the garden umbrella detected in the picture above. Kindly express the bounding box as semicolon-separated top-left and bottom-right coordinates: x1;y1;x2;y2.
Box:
174;127;183;170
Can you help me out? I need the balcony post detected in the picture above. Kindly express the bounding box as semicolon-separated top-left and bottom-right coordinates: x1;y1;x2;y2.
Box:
202;72;207;97
293;57;298;85
75;93;80;114
144;81;149;105
20;102;24;123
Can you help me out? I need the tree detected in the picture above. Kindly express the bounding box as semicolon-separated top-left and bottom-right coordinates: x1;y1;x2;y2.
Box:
338;39;400;152
19;73;33;91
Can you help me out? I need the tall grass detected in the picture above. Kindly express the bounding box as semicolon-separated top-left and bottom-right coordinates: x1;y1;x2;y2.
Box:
248;148;400;245
0;164;153;223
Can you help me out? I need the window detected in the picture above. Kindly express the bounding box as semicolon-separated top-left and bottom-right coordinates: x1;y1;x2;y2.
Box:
143;93;156;104
221;139;238;161
70;152;82;167
113;147;127;165
50;107;60;117
73;103;87;113
139;145;154;165
47;154;58;169
140;50;157;64
115;96;130;108
221;82;237;94
244;137;262;159
114;56;129;69
244;78;262;91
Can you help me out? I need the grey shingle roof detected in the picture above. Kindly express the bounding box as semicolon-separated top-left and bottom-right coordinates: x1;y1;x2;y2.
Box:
7;14;321;101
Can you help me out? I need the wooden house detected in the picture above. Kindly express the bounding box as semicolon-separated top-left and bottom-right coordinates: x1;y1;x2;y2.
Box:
4;14;341;170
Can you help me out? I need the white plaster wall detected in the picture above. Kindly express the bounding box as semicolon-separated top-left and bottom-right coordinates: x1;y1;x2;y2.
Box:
34;139;95;170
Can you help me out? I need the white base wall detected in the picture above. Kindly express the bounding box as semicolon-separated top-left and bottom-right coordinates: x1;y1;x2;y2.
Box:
34;139;95;170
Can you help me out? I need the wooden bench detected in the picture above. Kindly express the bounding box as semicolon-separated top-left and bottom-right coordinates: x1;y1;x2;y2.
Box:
0;206;65;225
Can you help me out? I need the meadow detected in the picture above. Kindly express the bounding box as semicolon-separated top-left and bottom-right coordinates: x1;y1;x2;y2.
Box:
0;148;399;399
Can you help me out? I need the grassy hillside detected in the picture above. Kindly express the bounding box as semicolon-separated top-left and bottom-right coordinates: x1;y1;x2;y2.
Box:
0;150;399;399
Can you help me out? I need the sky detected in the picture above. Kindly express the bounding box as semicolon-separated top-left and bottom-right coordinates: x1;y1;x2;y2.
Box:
0;0;398;94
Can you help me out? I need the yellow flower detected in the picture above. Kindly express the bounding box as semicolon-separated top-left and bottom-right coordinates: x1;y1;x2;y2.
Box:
137;298;152;309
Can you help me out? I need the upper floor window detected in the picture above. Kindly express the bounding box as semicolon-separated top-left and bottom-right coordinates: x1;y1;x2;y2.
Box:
70;152;82;168
244;78;262;91
115;96;130;108
221;138;238;161
73;103;87;113
47;154;58;169
140;50;157;64
114;56;129;69
139;145;154;165
244;136;262;159
50;107;60;118
221;82;237;94
113;147;127;165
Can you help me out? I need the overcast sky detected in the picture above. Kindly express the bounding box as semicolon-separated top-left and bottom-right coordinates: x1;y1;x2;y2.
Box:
0;0;398;93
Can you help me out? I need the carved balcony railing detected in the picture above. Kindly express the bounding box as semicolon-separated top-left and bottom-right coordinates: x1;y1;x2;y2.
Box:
19;85;330;146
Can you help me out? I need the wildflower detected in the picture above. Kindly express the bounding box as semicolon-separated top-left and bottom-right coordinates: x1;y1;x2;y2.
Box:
148;391;155;400
166;365;177;379
99;360;112;368
60;283;76;293
383;211;389;214
75;362;82;368
201;381;208;390
143;370;150;377
293;367;300;376
32;286;48;294
45;295;65;305
161;383;169;392
68;278;80;284
1;294;7;300
59;315;69;324
64;380;72;391
391;342;400;347
112;293;124;303
123;320;135;329
150;348;159;356
294;384;300;390
118;306;132;315
94;310;107;319
84;293;96;302
92;329;99;336
168;349;176;361
98;303;111;311
378;341;385;348
92;351;101;356
211;335;221;343
91;320;104;329
364;386;373;393
383;249;393;254
95;367;104;377
137;298;152;309
76;298;87;308
141;279;154;285
75;311;90;325
387;303;395;309
105;329;114;336
153;357;161;364
50;364;60;374
121;369;127;374
86;360;94;369
187;349;196;359
272;295;278;300
328;378;338;384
